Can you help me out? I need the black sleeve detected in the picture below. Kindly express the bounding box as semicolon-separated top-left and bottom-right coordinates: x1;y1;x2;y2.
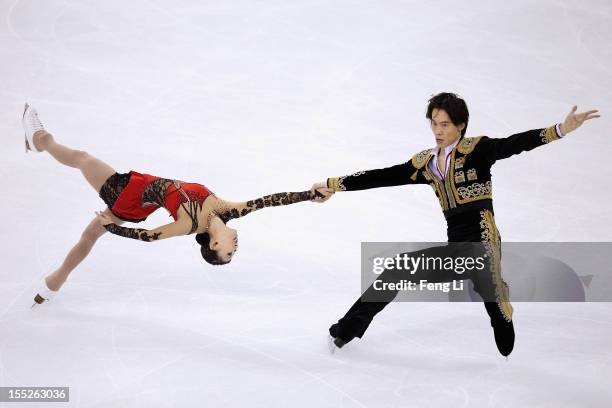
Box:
478;125;562;164
326;161;423;192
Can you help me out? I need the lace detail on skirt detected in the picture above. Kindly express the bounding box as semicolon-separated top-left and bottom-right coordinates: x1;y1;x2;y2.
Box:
99;172;132;209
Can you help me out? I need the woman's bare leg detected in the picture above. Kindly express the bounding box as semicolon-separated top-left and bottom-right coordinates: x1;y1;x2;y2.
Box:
45;209;124;291
32;130;116;193
29;129;123;294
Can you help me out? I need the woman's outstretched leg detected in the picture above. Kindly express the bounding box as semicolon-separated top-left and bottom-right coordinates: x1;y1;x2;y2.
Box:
23;106;124;306
33;130;116;193
37;209;124;301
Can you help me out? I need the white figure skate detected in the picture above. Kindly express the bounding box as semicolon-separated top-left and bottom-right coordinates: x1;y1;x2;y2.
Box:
31;280;58;308
22;103;45;153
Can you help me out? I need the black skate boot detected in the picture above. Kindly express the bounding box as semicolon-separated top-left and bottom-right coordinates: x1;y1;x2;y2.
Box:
485;302;515;357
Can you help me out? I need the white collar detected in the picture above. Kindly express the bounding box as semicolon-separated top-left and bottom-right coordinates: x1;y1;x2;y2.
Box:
432;137;461;160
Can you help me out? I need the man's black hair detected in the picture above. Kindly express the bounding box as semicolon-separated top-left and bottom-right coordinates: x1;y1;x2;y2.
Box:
426;92;469;136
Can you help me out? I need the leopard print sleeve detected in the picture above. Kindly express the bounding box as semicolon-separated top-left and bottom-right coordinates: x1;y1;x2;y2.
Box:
103;220;189;242
218;191;315;223
103;224;162;242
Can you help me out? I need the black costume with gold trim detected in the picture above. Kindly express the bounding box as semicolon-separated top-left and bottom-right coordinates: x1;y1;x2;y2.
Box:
327;126;562;348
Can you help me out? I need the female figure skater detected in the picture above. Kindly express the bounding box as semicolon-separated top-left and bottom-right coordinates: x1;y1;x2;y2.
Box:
22;104;328;307
311;93;599;356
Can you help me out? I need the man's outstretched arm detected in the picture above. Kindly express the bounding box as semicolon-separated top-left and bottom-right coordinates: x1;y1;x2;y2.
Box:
479;106;600;164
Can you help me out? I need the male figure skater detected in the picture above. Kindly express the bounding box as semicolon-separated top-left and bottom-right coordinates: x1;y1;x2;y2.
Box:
311;93;599;356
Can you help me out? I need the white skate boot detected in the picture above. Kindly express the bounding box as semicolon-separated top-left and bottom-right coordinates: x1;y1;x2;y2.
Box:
31;279;58;308
22;103;45;153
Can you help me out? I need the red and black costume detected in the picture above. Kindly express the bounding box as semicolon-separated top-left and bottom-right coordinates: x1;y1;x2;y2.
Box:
99;171;212;226
99;170;318;241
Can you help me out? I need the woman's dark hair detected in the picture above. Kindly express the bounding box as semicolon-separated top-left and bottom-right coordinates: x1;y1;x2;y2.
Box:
426;92;469;136
196;233;230;266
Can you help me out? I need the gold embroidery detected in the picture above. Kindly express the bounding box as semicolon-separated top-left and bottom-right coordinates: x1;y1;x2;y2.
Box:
456;136;482;154
454;157;465;169
423;171;432;181
479;210;513;321
410;170;418;181
444;149;457;209
411;148;433;169
329;171;366;191
327;177;343;191
540;126;560;144
456;181;492;200
444;174;457;208
436;184;449;210
455;171;465;184
425;165;449;210
467;168;477;181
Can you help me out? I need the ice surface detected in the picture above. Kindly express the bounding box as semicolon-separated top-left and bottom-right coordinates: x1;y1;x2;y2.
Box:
1;0;611;406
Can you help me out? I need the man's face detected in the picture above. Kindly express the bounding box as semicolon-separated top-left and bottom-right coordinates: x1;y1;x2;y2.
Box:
430;108;464;148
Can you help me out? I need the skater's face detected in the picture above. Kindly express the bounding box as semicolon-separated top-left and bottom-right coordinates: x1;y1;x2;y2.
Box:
210;224;238;263
430;108;464;148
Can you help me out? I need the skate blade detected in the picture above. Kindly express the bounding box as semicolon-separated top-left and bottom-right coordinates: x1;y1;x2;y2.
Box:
30;293;48;309
327;335;336;354
22;103;31;153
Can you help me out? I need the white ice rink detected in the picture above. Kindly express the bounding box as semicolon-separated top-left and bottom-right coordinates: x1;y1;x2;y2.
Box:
1;0;611;406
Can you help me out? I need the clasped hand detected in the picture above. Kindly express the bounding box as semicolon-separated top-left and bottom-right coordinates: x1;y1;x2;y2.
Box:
95;210;114;226
310;182;335;203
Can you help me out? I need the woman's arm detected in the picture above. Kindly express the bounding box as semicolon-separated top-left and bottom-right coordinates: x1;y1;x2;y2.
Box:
217;190;317;223
96;211;191;242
